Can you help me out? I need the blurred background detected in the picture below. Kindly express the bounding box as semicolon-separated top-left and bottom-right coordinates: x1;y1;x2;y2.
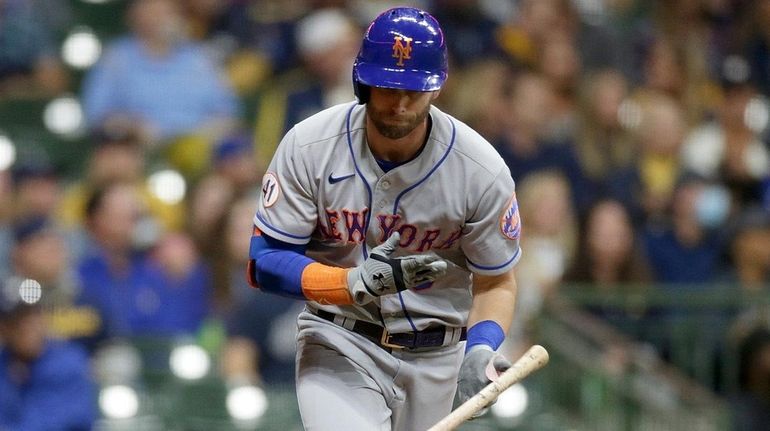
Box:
1;0;770;430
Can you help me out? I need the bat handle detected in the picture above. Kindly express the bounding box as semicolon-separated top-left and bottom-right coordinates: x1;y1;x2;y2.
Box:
427;345;550;431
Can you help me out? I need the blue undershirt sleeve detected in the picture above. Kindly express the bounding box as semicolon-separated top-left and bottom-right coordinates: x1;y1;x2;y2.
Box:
248;232;314;299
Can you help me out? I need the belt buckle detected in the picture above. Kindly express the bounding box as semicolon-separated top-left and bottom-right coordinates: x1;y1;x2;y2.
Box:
380;329;405;349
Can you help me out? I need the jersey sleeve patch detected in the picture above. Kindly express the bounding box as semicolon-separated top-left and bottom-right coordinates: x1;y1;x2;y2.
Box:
500;192;521;241
261;171;281;208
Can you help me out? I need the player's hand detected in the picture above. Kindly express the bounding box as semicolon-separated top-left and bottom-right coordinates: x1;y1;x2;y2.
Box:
347;232;447;304
456;345;512;418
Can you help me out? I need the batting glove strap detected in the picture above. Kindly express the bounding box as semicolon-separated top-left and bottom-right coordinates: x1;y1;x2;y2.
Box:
346;232;448;305
370;253;406;291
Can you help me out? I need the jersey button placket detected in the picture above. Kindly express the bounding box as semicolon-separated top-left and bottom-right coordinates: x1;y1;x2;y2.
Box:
375;177;393;210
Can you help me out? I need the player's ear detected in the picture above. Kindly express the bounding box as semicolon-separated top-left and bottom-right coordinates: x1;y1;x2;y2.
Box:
431;90;441;100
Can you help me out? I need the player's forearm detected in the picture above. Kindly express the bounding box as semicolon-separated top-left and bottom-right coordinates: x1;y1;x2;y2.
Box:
248;228;354;304
465;270;517;351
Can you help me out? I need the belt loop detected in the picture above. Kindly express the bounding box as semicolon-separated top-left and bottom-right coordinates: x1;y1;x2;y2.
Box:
341;316;356;331
332;314;345;327
445;327;461;346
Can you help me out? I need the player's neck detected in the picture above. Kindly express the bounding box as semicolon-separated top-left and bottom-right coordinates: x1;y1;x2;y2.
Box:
365;118;429;163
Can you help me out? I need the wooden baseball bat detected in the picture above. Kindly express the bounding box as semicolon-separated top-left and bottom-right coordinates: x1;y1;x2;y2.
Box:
427;345;550;431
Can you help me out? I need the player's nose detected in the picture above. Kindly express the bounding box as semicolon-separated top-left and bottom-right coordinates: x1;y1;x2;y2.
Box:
392;94;409;113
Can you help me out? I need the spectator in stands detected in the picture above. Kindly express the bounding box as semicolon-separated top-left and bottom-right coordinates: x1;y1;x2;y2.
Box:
566;199;651;286
189;133;260;304
642;176;730;283
731;327;770;430
209;133;261;195
632;36;699;121
11;158;61;222
495;0;575;69
564;199;652;336
741;0;770;97
252;8;360;162
0;0;70;98
180;0;230;42
0;278;96;430
9;217;102;344
730;208;770;288
220;195;300;386
219;0;306;80
516;171;578;297
496;0;623;73
636;0;727;123
537;30;582;142
9;156;88;272
502;170;577;355
496;72;593;214
681;62;770;210
575;69;636;197
58;119;184;234
442;59;513;143
607;92;687;225
80;0;240;146
429;0;505;66
76;181;209;344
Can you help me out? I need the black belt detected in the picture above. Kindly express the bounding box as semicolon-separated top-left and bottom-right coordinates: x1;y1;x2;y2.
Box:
312;308;466;349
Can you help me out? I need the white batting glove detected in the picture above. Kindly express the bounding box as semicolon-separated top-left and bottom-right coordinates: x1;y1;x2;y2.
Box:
347;232;448;304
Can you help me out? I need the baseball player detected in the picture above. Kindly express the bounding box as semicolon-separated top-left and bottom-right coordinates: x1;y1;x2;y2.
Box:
248;7;521;430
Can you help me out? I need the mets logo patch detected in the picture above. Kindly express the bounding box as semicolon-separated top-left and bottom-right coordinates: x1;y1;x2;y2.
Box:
261;172;280;208
500;192;521;241
392;35;412;66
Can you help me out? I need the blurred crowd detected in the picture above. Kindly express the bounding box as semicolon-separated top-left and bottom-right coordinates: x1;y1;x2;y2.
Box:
2;0;770;428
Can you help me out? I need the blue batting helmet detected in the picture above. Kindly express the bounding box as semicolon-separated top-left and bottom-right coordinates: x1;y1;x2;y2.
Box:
353;7;448;104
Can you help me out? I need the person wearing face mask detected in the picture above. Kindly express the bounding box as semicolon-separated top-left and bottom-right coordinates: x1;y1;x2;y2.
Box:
80;0;240;147
641;175;731;284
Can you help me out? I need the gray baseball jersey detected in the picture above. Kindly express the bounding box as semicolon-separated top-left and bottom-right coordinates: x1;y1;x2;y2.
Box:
254;101;521;429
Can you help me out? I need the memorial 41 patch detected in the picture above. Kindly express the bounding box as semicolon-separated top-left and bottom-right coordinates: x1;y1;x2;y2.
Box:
261;172;281;207
500;192;521;240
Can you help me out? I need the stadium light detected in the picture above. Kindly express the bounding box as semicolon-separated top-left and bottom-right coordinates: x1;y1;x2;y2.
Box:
61;27;101;69
99;385;139;419
43;96;84;138
0;134;16;171
226;385;268;422
18;279;42;304
745;96;769;134
147;169;187;205
169;344;210;380
490;383;529;421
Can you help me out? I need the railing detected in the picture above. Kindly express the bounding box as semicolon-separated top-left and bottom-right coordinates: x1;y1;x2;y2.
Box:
533;297;732;431
89;283;746;431
559;284;770;394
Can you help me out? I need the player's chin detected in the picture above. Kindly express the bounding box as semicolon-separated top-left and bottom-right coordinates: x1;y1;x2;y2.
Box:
374;123;415;139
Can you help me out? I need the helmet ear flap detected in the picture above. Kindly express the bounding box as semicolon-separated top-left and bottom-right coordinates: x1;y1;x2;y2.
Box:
354;81;370;104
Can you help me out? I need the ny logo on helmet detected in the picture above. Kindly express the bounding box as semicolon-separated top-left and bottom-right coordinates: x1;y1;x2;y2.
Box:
392;36;412;66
